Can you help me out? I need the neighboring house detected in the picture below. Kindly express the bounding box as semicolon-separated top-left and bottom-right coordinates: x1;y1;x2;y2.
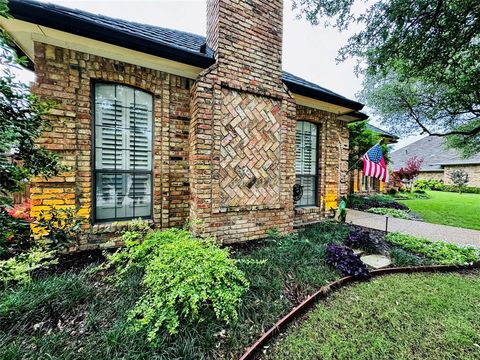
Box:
351;124;398;194
1;0;366;247
391;136;480;187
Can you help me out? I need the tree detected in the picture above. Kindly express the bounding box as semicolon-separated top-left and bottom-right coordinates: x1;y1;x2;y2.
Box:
0;26;64;202
448;169;469;190
293;0;480;157
392;156;423;190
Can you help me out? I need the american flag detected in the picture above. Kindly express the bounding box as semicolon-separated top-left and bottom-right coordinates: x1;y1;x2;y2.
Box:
363;143;389;182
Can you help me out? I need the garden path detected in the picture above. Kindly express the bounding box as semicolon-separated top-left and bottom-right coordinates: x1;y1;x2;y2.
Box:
346;209;480;248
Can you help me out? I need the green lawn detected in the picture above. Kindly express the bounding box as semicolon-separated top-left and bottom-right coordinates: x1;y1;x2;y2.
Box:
270;271;480;360
399;191;480;230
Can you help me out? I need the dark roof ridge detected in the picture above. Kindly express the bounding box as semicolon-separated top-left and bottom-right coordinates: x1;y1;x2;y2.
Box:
8;0;364;111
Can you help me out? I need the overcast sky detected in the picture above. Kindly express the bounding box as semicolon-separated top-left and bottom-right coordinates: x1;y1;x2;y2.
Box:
27;0;423;148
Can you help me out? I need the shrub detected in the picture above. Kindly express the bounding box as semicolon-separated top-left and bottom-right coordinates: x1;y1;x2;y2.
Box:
387;188;397;195
107;228;249;340
344;229;378;253
443;185;480;194
0;207;31;255
34;207;84;250
448;169;469;188
385;232;479;265
0;246;57;286
326;244;370;279
367;207;412;219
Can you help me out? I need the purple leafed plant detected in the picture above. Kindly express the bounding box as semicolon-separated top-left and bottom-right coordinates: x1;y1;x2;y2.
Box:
326;244;370;279
344;229;378;253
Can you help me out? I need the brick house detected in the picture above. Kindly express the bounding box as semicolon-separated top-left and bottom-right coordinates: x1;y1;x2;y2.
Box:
2;0;366;248
391;136;480;187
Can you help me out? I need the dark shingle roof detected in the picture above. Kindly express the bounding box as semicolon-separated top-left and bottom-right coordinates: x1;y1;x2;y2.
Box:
8;0;363;110
367;124;398;139
390;136;480;171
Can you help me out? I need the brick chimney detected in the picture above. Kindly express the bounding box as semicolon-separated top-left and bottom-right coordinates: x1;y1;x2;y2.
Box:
206;0;284;91
189;0;295;242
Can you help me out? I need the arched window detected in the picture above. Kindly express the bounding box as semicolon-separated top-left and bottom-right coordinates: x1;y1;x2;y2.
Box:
295;121;318;206
93;83;153;221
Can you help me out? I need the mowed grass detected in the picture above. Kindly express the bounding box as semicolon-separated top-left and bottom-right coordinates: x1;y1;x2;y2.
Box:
399;191;480;230
270;271;480;360
0;222;346;359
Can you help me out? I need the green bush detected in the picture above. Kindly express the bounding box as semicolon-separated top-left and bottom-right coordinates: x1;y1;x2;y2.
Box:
387;188;397;195
366;207;412;219
385;232;479;265
414;179;480;194
414;179;445;191
443;185;480;194
106;228;249;340
0;246;57;286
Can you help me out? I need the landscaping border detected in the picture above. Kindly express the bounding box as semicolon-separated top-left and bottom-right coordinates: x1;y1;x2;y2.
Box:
239;262;480;360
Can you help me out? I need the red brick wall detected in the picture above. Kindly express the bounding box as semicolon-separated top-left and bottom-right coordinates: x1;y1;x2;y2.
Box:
31;42;192;249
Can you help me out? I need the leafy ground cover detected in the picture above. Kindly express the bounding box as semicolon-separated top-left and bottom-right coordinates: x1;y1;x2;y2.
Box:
398;191;480;230
1;221;475;359
269;271;480;360
0;222;347;359
386;232;478;265
367;207;413;219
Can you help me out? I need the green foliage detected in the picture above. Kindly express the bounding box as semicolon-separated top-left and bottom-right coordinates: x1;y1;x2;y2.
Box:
445;119;480;158
346;193;409;211
0;27;65;198
414;179;444;191
34;207;84;250
347;121;389;170
414;179;480;194
389;247;433;267
0;245;56;286
366;207;412;219
0;270;95;328
385;232;479;265
0;207;30;255
441;185;480;195
295;0;480;155
0;221;349;359
107;228;249;340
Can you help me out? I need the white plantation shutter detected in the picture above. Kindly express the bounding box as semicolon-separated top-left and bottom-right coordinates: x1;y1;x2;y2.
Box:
295;121;318;206
94;84;153;221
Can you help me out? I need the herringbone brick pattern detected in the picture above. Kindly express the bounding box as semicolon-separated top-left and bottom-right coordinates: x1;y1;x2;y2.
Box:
219;89;281;207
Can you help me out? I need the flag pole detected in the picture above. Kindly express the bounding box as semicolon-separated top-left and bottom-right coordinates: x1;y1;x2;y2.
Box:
345;139;383;176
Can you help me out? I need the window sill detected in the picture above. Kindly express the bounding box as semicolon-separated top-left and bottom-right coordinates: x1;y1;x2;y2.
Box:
294;206;321;215
91;219;154;234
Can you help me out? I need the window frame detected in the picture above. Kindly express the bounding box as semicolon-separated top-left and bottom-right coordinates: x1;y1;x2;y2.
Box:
295;120;319;208
91;81;154;223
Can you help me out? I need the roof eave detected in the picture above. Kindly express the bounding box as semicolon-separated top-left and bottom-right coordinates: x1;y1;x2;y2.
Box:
9;0;215;69
283;79;364;111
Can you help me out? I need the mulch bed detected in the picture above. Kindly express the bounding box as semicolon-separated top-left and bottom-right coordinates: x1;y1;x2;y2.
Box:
33;249;107;278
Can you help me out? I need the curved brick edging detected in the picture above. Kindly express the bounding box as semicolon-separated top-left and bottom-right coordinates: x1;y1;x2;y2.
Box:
239;262;480;360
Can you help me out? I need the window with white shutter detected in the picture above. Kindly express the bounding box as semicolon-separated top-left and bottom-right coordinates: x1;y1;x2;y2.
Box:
94;83;153;221
295;121;318;207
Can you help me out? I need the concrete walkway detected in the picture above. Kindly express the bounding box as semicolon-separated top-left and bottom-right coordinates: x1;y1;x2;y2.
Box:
347;209;480;248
